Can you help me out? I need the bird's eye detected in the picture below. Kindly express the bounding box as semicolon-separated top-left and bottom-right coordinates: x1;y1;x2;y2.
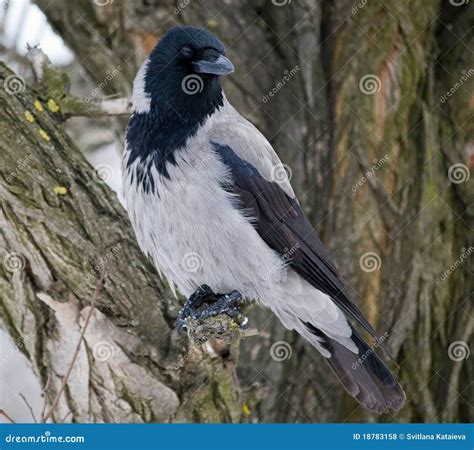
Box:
180;46;193;58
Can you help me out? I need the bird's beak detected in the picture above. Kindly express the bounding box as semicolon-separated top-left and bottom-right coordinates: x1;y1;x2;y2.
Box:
192;55;234;76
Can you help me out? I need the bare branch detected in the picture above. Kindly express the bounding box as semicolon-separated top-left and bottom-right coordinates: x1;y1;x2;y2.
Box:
40;374;51;421
75;97;133;118
25;45;132;118
0;409;16;423
19;393;37;423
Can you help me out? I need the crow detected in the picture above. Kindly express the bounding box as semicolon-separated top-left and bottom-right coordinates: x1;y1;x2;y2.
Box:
122;25;405;414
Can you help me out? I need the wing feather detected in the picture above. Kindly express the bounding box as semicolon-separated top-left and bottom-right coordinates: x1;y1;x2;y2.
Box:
212;141;386;348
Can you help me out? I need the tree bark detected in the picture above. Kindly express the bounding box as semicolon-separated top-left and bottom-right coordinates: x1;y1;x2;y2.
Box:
1;0;472;423
0;62;241;423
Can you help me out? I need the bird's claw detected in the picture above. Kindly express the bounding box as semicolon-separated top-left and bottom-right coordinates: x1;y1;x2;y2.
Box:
176;286;245;334
176;284;216;334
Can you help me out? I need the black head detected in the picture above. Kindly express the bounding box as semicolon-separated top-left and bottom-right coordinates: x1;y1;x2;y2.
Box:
139;26;233;116
126;27;234;184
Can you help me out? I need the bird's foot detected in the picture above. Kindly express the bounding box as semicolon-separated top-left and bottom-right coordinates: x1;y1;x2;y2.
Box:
176;284;216;334
176;285;246;334
191;289;244;321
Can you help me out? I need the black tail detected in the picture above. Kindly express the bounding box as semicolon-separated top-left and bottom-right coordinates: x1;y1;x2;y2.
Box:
304;322;406;414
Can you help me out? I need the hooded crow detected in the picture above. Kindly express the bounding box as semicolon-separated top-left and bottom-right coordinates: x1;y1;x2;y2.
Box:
122;25;406;414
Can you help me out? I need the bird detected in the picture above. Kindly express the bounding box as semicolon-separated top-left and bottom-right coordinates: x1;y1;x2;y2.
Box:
122;25;406;415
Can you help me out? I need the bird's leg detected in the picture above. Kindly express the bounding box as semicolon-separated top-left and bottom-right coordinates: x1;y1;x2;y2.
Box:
191;289;246;324
176;284;217;333
176;285;246;334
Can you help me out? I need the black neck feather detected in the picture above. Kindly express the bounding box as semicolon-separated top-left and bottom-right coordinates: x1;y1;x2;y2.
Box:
125;75;223;192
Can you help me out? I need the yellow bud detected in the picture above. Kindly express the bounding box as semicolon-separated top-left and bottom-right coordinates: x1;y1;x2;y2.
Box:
207;18;218;28
53;186;68;195
38;129;50;141
47;99;60;112
24;111;35;123
34;100;44;112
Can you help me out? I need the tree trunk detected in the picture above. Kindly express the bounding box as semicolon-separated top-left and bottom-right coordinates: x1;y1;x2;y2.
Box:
1;0;471;423
0;62;241;423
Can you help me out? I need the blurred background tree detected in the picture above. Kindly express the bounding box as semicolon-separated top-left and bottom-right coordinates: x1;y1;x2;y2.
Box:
0;0;472;423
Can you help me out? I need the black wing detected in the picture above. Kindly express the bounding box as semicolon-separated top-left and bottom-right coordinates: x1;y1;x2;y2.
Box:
212;142;384;345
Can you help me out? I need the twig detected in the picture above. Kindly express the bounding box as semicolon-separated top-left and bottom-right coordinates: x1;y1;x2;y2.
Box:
41;266;108;423
26;43;50;83
40;373;51;420
26;45;132;118
0;409;16;423
75;97;133;118
19;393;37;423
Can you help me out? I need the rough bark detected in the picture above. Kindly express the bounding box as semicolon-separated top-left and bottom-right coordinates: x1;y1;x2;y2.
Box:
0;62;242;423
1;0;472;423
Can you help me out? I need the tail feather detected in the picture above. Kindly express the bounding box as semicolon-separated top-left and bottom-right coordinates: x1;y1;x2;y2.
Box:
303;322;406;414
